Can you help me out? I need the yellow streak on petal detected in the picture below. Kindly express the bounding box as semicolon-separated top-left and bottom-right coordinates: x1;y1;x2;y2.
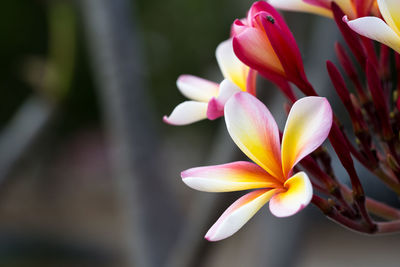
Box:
378;0;400;36
283;172;310;199
182;161;282;192
281;97;332;178
216;39;249;91
225;93;284;180
231;67;249;92
281;119;305;176
232;130;284;180
268;0;333;18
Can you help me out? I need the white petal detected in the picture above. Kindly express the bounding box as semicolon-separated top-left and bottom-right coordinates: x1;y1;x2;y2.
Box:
205;189;278;241
163;101;208;125
177;75;219;102
345;16;400;54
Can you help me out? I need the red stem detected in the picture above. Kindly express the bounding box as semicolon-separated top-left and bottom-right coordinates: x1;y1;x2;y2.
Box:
312;195;376;234
340;183;400;221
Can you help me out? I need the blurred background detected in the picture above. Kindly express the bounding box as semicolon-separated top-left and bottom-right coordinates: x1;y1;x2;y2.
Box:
0;0;398;266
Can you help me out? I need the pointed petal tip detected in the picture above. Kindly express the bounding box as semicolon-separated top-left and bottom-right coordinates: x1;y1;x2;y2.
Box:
176;74;187;82
176;74;194;88
204;223;224;242
163;101;208;126
163;115;169;123
162;114;186;126
180;170;188;179
205;230;226;242
204;232;218;242
163;115;178;126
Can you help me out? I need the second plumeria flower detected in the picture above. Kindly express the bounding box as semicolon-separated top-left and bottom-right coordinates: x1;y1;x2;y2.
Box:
163;39;256;125
345;0;400;54
182;92;333;241
232;1;315;95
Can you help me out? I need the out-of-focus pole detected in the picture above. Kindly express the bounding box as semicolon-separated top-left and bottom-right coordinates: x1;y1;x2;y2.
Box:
78;0;180;266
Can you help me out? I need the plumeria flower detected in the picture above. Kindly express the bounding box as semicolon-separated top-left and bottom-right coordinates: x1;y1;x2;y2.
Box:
345;0;400;54
163;39;256;125
231;1;314;95
268;0;376;18
181;92;333;241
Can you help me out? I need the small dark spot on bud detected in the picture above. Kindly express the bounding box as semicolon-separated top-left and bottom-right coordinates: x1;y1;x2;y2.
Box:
267;15;275;24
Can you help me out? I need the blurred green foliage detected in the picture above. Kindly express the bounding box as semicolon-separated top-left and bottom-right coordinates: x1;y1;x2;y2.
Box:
0;0;98;136
0;1;47;125
0;0;254;134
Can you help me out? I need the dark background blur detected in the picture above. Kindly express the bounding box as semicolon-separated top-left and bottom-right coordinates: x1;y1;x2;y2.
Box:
0;0;398;266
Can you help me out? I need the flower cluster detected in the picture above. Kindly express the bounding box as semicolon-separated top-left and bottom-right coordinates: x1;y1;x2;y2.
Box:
165;0;400;241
